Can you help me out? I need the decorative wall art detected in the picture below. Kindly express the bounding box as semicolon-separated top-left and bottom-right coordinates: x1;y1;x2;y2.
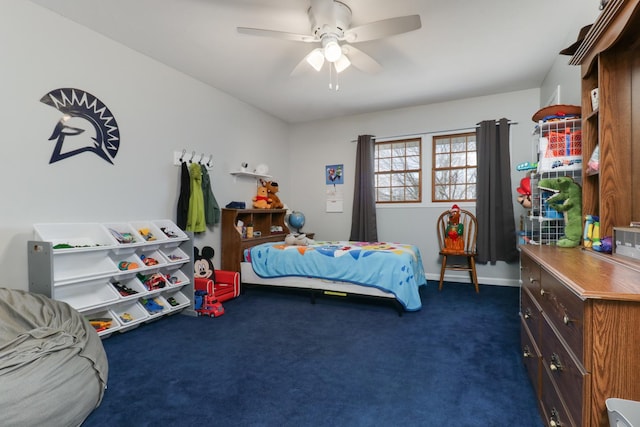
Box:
325;164;343;185
40;88;120;164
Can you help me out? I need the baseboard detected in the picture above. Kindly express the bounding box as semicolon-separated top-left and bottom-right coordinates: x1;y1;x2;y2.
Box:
425;273;520;287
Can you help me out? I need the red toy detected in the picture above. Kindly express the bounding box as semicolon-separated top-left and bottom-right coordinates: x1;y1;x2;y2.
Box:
197;294;225;317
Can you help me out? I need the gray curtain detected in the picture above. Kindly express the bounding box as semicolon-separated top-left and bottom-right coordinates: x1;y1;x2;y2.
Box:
349;134;378;242
476;119;518;264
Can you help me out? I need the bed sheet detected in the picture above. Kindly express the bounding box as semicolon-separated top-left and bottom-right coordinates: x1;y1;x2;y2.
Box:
247;241;427;310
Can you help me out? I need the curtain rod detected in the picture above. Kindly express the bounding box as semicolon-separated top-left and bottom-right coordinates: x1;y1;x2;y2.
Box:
350;121;518;142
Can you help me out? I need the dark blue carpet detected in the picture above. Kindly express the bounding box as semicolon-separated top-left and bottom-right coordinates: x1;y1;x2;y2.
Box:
83;281;543;427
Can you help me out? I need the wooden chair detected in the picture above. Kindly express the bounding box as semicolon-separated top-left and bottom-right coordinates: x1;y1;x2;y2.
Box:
436;208;479;293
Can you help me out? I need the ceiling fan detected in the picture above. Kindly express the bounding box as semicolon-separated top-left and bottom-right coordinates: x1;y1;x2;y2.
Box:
237;0;421;79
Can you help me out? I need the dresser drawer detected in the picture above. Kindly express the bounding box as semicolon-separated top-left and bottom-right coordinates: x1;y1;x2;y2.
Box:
541;316;587;427
520;319;541;399
539;269;585;362
521;286;542;344
541;364;577;427
521;253;541;296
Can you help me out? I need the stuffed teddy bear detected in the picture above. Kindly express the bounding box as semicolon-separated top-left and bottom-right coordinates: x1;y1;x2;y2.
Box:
284;233;315;246
261;179;284;209
253;184;272;209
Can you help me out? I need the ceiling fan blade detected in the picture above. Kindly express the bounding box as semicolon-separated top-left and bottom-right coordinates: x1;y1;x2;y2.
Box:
290;48;325;76
343;15;421;43
237;27;317;43
342;45;382;74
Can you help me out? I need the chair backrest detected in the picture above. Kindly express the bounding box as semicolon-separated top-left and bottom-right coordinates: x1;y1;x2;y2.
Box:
436;208;478;254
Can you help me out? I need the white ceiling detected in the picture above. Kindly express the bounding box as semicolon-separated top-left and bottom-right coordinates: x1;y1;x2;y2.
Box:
28;0;602;124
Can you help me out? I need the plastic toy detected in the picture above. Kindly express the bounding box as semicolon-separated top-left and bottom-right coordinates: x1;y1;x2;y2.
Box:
196;293;225;317
538;176;582;247
516;176;532;209
516;161;538;171
443;204;464;253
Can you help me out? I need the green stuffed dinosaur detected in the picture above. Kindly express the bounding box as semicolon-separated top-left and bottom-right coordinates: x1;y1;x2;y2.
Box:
538;176;582;247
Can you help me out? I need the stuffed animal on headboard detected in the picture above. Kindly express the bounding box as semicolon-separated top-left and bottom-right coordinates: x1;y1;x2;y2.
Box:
262;179;284;209
194;246;216;282
253;183;272;209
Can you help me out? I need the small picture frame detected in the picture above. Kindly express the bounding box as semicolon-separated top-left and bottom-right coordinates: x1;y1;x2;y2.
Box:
325;164;344;185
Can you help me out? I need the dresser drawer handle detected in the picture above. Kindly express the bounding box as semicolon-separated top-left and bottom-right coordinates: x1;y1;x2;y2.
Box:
549;353;563;372
549;407;563;427
529;277;538;284
563;314;571;325
523;308;531;319
540;288;545;296
523;345;532;358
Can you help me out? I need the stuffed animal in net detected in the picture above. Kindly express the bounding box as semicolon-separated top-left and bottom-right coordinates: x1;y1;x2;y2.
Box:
443;204;465;253
538;176;582;247
262;179;284;209
253;183;272;209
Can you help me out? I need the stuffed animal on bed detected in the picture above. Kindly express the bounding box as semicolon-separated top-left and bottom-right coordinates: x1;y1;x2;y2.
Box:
284;233;314;246
262;179;284;209
253;184;272;209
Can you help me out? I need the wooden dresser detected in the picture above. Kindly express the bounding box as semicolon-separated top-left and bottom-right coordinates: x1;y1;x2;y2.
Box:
520;245;640;427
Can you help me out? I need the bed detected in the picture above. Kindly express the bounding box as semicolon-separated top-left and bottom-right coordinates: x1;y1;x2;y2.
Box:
241;240;427;312
0;288;108;427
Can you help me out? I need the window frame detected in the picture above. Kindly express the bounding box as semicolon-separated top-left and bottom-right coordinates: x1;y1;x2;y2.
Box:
431;131;477;203
374;137;422;204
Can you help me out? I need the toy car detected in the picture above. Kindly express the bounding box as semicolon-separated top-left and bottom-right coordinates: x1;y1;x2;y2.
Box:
196;295;225;317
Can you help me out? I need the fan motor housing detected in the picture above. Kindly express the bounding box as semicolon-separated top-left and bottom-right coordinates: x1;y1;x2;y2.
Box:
308;1;352;40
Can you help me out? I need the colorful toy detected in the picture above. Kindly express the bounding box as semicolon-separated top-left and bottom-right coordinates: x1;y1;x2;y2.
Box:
516;176;532;209
197;294;225;318
516;161;538;172
252;184;272;209
583;215;599;248
284;233;314;246
194;246;216;282
443;204;464;253
538;176;582;247
262;179;284;209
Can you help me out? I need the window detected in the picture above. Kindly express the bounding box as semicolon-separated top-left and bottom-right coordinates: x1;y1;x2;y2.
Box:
374;138;422;203
432;132;477;202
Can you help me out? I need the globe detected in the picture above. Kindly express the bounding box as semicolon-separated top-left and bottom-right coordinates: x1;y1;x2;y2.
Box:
288;211;305;233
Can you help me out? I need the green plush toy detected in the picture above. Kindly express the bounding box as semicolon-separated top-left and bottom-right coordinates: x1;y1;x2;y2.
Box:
538;176;582;247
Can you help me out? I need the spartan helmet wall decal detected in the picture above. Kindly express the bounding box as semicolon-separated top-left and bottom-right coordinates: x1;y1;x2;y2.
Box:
40;88;120;164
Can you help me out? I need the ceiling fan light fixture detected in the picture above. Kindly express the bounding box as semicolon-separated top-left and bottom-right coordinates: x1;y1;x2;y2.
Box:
322;38;342;62
334;54;351;73
306;49;325;71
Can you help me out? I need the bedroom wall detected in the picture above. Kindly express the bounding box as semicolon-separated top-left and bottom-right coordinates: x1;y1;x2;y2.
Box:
1;0;289;291
286;89;540;286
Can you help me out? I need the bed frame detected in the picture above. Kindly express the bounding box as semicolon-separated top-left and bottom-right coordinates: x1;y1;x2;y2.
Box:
240;259;405;315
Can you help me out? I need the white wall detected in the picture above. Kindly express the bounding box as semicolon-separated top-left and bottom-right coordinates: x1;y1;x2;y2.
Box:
1;1;289;291
287;89;541;286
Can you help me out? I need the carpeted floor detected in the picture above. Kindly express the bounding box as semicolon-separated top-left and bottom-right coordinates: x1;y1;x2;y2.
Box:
83;281;543;427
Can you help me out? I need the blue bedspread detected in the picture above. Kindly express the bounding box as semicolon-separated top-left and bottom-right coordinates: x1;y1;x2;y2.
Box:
248;241;427;311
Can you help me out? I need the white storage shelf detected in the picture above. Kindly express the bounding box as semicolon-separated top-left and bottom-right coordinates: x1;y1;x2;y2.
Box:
28;220;195;338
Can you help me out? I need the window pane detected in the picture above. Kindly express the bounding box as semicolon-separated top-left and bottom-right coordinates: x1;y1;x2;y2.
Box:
451;152;466;167
432;131;476;202
374;138;422;203
435;153;450;168
435;141;449;153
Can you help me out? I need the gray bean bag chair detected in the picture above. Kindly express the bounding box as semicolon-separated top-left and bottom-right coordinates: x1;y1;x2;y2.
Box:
0;288;108;427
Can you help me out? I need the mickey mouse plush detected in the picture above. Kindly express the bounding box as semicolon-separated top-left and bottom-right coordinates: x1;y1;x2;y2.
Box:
194;246;216;283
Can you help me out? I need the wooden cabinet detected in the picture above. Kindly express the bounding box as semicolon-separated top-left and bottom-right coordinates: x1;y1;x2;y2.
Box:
520;245;640;427
28;220;195;338
570;0;640;238
221;209;289;272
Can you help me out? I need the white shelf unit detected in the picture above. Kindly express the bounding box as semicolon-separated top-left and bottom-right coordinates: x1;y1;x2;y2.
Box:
522;118;583;245
28;220;195;338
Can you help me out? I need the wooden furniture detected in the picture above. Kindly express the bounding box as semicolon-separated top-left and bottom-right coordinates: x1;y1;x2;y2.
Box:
221;208;289;272
28;220;194;338
570;0;640;238
520;245;640;427
436;208;478;292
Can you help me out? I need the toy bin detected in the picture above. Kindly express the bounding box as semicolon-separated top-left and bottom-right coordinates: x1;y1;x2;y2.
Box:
160;247;189;267
152;219;188;246
165;269;189;288
129;221;168;250
53;250;118;283
111;301;149;332
613;227;640;261
607;398;640;427
84;308;121;338
34;223;117;252
54;279;121;312
141;295;170;321
136;249;168;272
110;252;145;276
110;276;147;302
102;223;144;254
162;290;190;313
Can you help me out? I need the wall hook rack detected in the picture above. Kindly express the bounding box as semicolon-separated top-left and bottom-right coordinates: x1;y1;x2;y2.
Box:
173;150;213;169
